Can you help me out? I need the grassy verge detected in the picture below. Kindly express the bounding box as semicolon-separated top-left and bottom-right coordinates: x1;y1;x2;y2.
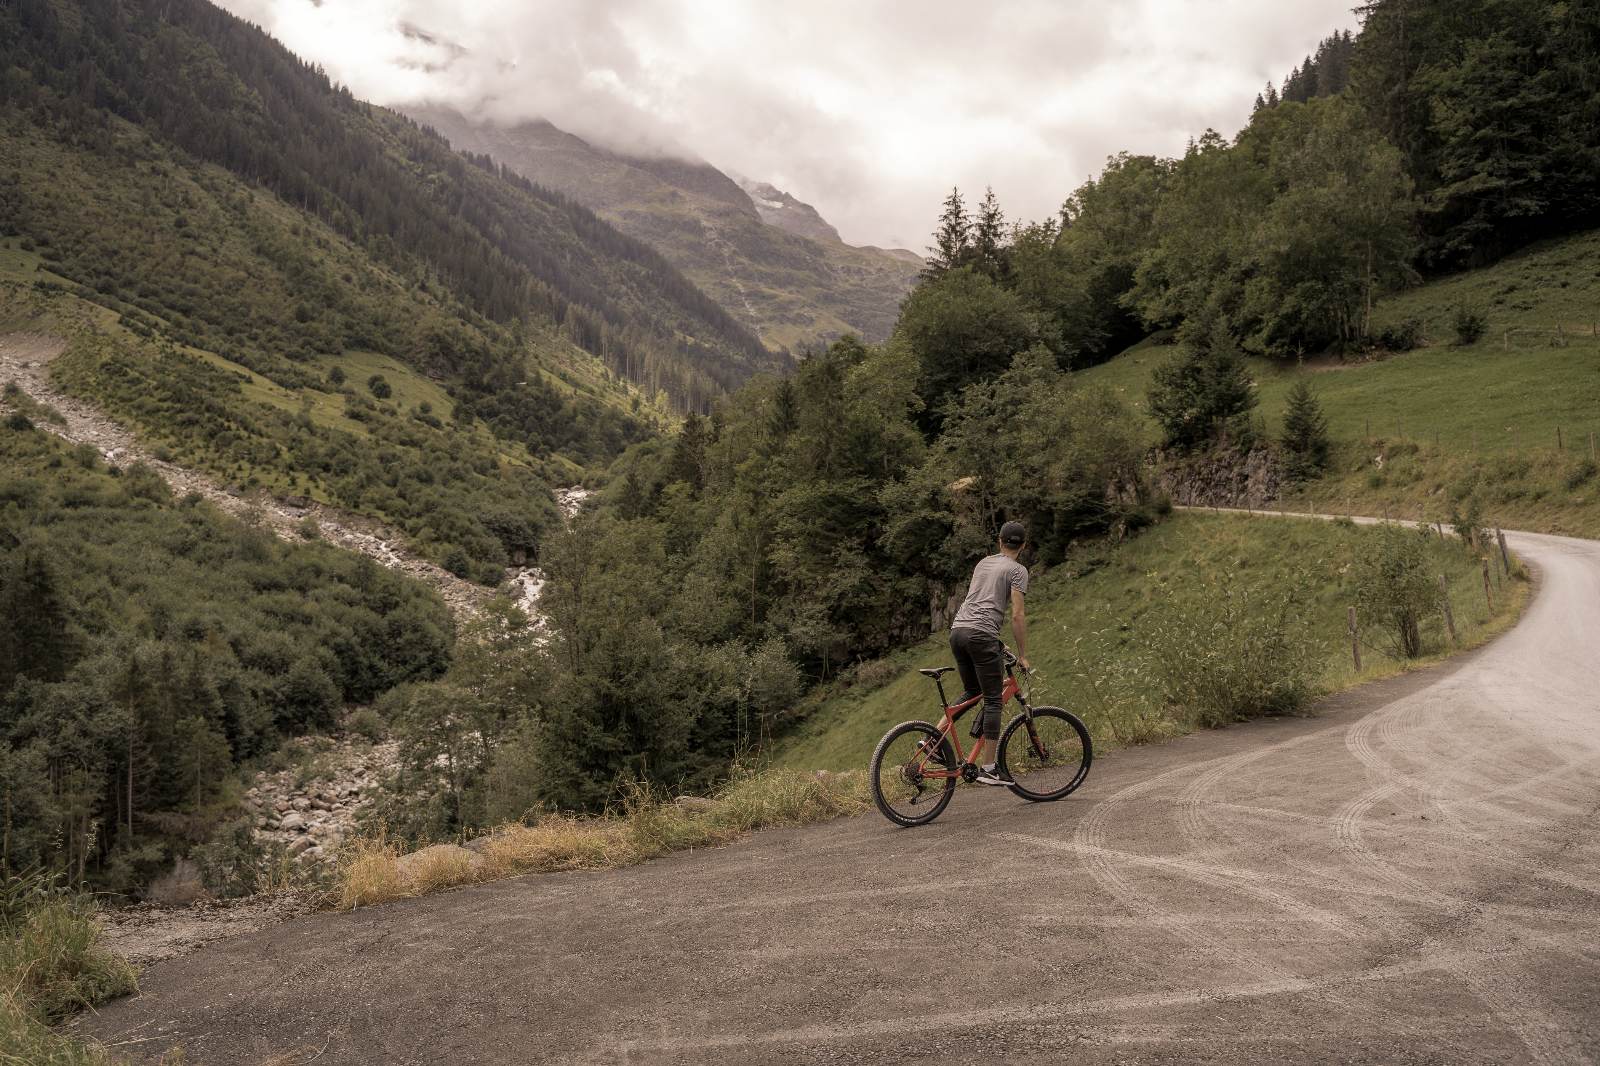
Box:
0;876;138;1065
334;768;869;910
1282;438;1600;540
768;511;1527;773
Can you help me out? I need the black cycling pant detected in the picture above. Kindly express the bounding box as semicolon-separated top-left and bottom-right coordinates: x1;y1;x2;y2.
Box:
949;626;1004;741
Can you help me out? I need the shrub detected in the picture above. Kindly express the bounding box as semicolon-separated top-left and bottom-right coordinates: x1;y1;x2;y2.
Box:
1563;459;1597;492
346;706;387;743
1352;524;1437;659
327;365;345;386
441;544;473;578
1448;496;1488;552
1376;317;1423;351
366;373;391;399
1453;305;1488;346
1147;569;1324;727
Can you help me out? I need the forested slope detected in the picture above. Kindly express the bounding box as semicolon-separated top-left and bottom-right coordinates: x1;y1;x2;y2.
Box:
0;0;778;412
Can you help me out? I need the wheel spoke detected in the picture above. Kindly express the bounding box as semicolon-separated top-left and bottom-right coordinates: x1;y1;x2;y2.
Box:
872;724;955;824
1002;709;1090;800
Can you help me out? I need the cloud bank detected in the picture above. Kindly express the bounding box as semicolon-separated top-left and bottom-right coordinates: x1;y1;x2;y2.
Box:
219;0;1360;249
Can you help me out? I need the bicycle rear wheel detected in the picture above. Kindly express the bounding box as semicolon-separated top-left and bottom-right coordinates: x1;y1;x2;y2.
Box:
998;706;1091;801
870;721;957;827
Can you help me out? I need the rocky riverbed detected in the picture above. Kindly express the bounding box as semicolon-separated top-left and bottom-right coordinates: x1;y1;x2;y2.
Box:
244;737;396;870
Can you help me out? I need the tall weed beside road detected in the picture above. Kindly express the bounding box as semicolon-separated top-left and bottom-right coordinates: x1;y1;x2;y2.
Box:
1148;570;1325;726
0;870;136;1063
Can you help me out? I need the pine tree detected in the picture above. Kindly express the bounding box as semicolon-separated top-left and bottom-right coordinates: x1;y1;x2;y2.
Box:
1146;320;1258;452
766;378;798;445
972;187;1007;279
668;413;708;492
1280;380;1331;481
0;546;73;689
925;187;971;277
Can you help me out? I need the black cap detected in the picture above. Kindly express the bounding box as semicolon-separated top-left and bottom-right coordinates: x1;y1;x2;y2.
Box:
999;521;1026;547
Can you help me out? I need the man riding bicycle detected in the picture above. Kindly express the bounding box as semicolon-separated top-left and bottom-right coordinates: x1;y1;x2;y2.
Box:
941;520;1029;786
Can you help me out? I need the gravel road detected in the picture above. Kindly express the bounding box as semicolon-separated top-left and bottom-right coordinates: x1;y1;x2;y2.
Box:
80;527;1600;1065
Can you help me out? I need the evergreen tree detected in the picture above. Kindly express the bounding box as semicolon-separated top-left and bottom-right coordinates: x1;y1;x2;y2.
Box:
971;187;1007;279
0;546;73;690
668;413;708;492
766;378;798;445
1147;320;1257;452
1279;380;1331;481
925;187;971;277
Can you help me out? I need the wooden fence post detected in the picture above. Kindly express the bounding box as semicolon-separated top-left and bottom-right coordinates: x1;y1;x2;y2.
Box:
1438;574;1457;645
1348;606;1362;673
1496;528;1510;574
1481;557;1494;611
1558;426;1564;452
1590;431;1596;461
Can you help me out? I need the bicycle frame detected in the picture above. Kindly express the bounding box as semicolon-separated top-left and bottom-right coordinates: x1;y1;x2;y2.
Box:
914;667;1029;779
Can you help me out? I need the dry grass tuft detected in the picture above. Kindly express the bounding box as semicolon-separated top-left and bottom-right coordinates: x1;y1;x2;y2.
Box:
334;768;868;910
478;817;635;878
335;831;408;910
401;846;483;897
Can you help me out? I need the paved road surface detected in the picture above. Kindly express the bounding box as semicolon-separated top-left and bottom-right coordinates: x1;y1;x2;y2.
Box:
83;527;1600;1064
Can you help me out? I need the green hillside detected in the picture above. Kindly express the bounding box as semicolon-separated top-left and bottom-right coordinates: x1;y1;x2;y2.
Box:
770;511;1523;773
408;107;922;354
0;0;779;417
1072;230;1600;536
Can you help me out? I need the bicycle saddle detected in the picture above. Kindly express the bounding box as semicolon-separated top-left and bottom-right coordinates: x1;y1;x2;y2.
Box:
919;667;956;679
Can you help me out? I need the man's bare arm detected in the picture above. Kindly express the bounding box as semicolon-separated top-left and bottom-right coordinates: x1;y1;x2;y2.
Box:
1010;587;1029;670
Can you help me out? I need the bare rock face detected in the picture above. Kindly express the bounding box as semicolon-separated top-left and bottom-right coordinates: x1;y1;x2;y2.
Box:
1153;446;1285;510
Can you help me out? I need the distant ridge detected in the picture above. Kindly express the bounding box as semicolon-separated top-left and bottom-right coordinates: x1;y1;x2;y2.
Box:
408;106;923;353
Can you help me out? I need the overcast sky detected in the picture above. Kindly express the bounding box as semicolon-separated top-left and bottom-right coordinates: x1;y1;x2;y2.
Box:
219;0;1361;250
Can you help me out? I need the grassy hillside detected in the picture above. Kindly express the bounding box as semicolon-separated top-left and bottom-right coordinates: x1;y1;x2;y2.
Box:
409;107;922;354
1073;230;1600;536
770;511;1524;773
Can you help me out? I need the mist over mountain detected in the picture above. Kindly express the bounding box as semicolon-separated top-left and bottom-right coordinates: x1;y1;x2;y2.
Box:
408;106;923;351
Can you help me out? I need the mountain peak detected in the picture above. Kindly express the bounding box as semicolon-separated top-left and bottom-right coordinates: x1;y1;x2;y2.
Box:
736;179;843;245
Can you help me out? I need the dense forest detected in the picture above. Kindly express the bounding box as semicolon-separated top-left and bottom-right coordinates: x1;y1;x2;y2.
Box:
0;422;453;890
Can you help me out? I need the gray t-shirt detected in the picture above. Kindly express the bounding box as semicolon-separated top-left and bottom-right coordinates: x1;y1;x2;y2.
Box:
951;554;1028;637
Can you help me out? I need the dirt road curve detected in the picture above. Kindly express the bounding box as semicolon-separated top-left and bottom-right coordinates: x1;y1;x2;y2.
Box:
82;528;1600;1065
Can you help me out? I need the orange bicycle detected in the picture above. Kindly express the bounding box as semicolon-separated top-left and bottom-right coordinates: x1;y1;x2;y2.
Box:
869;650;1091;826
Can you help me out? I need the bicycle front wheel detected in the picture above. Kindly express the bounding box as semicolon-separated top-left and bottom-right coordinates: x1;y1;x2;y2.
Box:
998;707;1092;801
870;721;956;827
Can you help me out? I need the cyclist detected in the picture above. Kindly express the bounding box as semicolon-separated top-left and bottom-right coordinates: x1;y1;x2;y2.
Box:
941;520;1030;785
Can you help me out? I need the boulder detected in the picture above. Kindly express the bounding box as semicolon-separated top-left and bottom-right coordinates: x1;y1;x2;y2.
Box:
291;797;311;812
279;812;307;831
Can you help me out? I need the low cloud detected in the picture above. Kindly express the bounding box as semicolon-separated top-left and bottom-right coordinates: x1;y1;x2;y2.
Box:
218;0;1358;249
